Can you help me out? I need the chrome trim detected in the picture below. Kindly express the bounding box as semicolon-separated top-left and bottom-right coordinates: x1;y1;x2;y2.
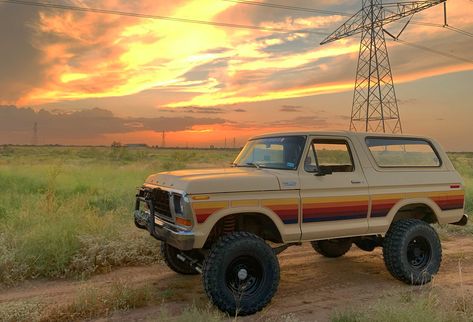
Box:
134;209;195;250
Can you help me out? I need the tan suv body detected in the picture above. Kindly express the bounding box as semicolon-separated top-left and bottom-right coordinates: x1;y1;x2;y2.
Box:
134;131;467;316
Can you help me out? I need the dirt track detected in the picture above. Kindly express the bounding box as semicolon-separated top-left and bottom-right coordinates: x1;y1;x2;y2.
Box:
2;236;473;321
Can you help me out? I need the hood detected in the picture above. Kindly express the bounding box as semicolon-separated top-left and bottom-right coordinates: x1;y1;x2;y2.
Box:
145;167;282;194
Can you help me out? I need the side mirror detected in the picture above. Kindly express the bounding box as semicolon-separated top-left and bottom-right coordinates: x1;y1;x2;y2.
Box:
315;167;333;176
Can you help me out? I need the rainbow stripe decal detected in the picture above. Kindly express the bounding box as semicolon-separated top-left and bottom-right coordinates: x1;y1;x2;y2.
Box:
192;201;228;224
302;196;369;223
430;191;465;211
371;194;403;218
371;190;465;218
261;199;299;224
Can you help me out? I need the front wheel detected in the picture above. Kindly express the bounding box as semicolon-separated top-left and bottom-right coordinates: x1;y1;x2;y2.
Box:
161;243;199;275
202;232;280;316
383;219;442;285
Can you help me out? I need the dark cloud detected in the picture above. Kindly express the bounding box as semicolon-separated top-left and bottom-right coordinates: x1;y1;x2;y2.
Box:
269;115;329;128
280;105;303;112
0;5;46;102
0;106;225;144
156;106;224;114
233;108;246;112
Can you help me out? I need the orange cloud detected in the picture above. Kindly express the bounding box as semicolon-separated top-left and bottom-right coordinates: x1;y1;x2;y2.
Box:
8;0;473;113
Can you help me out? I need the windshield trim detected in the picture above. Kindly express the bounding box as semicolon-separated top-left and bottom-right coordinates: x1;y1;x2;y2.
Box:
233;135;307;171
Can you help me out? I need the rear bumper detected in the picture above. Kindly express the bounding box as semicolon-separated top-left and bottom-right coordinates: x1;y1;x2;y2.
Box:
134;196;195;250
451;214;469;226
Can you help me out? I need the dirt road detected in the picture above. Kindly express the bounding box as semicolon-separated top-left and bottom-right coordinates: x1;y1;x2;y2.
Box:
2;236;473;321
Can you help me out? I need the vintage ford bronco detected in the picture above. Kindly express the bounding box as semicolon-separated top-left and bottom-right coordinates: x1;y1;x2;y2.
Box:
134;131;468;315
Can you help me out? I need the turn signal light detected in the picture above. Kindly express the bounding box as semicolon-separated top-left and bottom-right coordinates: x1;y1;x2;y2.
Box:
175;217;192;226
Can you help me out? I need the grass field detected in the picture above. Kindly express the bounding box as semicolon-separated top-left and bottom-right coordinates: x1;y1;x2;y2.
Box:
0;146;236;285
0;146;471;285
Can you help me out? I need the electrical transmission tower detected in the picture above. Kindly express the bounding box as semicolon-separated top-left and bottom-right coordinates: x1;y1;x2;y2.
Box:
321;0;446;133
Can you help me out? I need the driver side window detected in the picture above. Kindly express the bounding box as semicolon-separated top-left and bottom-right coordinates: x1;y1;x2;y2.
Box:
304;139;354;173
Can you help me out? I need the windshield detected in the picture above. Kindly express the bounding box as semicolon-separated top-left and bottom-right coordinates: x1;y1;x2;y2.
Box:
233;136;306;170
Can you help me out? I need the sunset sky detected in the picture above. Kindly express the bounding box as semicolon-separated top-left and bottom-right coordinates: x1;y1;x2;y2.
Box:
0;0;472;150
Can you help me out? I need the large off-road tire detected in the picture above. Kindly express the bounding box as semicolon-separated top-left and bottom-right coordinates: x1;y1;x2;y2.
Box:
383;219;442;285
311;238;352;258
160;243;199;275
202;232;280;316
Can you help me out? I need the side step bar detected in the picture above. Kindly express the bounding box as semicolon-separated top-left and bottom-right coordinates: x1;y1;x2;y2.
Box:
176;252;203;274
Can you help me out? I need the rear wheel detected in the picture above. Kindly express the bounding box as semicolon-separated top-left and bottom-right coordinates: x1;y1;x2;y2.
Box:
311;238;352;258
161;243;199;275
202;232;280;316
383;219;442;285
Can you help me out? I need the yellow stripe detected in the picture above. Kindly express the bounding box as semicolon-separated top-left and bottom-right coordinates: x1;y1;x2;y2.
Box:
192;201;228;210
231;200;259;207
261;198;298;206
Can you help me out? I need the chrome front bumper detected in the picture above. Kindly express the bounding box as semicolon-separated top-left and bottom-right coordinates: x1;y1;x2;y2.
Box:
134;197;195;250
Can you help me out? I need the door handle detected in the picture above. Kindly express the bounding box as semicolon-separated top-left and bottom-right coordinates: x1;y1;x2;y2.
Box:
351;180;362;184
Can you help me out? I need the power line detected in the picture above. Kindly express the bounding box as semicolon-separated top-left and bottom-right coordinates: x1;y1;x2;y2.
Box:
221;0;352;16
0;0;329;35
398;20;473;39
392;38;473;64
445;25;473;38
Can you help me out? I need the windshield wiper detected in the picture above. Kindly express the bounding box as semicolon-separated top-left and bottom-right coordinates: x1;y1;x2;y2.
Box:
244;162;261;169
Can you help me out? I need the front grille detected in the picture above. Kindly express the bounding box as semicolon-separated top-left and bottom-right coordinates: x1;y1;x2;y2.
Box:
142;188;172;218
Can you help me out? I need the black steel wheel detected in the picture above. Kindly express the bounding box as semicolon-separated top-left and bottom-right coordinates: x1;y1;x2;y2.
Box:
383;219;442;285
407;236;431;269
311;238;352;258
203;232;280;316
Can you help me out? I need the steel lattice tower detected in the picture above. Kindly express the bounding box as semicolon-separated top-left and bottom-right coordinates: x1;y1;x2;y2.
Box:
321;0;446;133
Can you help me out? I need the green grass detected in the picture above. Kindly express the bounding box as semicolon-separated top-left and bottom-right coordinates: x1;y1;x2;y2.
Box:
0;147;471;286
0;146;237;285
331;288;473;322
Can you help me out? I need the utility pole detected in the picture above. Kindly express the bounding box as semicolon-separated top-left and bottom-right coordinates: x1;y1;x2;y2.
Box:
321;0;446;134
32;122;38;146
161;130;166;148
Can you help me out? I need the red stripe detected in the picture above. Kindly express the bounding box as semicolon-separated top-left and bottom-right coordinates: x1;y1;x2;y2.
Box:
196;213;212;223
272;209;298;217
276;213;298;220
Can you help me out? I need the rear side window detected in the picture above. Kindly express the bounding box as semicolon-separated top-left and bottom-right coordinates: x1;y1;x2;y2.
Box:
365;137;441;167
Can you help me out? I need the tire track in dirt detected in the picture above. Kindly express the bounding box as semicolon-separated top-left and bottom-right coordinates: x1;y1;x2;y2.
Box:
1;237;472;321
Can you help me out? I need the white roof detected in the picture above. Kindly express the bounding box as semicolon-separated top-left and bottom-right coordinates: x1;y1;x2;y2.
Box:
249;131;433;141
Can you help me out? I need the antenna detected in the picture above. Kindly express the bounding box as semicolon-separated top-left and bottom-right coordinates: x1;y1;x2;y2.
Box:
321;0;446;133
